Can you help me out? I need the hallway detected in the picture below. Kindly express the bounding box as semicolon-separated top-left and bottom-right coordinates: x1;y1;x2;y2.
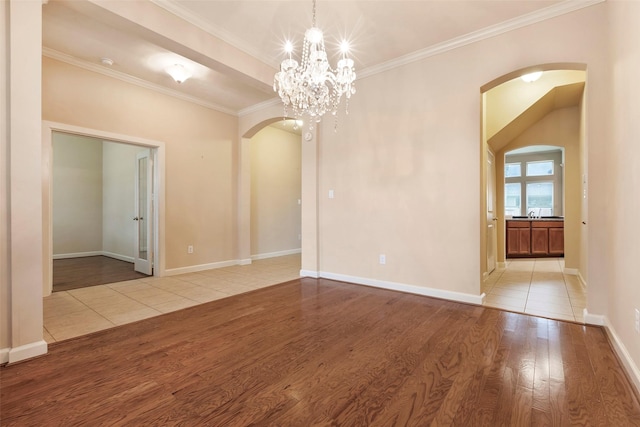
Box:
482;258;586;322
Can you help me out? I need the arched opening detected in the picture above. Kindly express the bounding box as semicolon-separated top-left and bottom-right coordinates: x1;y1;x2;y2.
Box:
239;114;319;277
248;120;302;263
480;64;588;322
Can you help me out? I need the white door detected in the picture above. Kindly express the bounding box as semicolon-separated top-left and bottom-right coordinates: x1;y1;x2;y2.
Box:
134;149;153;275
487;150;497;273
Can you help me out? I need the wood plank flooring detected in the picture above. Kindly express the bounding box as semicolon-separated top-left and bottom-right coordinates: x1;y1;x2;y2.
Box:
53;256;149;292
2;278;640;426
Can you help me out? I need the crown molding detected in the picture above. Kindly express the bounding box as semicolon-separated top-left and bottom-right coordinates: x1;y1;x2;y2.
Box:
150;0;279;69
358;0;604;79
42;47;238;116
238;97;282;117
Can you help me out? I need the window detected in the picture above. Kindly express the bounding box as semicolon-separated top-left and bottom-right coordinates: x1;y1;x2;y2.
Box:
526;160;554;177
505;183;521;216
505;163;521;178
526;182;553;216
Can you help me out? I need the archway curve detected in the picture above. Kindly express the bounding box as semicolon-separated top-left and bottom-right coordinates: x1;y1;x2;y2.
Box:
242;116;298;139
480;62;586;93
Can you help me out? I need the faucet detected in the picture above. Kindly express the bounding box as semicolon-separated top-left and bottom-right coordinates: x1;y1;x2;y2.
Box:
528;210;535;218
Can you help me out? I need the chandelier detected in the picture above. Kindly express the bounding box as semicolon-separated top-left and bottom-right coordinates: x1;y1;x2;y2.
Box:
273;0;356;126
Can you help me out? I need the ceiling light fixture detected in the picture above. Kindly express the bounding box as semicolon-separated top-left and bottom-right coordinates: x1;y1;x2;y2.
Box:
100;57;114;66
521;71;543;83
166;64;191;84
273;0;356;128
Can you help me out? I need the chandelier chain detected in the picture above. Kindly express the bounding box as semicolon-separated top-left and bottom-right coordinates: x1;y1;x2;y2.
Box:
312;0;316;27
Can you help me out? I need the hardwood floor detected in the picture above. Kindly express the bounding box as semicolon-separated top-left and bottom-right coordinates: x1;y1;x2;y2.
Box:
53;256;149;292
3;278;640;426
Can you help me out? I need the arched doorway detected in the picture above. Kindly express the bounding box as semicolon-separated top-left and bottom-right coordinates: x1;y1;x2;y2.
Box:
480;64;588;322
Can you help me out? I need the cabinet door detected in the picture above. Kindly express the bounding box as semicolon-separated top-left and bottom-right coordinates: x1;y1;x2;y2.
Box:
531;227;549;255
518;228;531;254
549;227;564;255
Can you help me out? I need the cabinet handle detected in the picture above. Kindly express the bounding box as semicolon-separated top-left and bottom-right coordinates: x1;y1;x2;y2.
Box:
582;221;586;225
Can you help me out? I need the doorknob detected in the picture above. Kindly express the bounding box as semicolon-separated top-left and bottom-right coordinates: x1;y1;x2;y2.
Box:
133;217;139;221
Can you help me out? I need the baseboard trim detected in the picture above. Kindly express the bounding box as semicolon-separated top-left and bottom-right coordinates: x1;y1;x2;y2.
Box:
251;248;301;261
238;258;252;266
102;251;134;263
164;259;238;276
319;271;484;305
584;308;606;326
578;271;588;289
53;251;102;259
7;340;48;364
0;347;9;364
497;261;506;269
300;269;319;278
603;316;640;396
53;251;134;263
563;267;578;275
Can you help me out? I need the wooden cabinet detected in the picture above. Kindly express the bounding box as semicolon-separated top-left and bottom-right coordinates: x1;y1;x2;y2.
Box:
506;220;564;258
531;226;549;255
506;222;531;255
548;226;565;255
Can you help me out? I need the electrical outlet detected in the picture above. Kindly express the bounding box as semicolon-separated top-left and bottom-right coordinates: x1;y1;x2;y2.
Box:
187;245;194;254
635;309;640;334
379;254;386;265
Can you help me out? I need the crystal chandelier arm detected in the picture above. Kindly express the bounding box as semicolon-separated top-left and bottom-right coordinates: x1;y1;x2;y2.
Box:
273;0;355;121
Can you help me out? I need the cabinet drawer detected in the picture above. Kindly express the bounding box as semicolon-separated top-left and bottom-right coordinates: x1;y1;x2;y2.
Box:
531;221;563;228
506;221;530;228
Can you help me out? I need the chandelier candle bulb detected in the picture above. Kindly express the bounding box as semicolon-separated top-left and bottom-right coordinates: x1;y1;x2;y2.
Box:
273;0;356;123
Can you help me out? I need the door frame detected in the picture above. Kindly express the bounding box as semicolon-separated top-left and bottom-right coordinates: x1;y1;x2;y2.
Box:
134;149;154;275
42;121;166;296
486;149;497;274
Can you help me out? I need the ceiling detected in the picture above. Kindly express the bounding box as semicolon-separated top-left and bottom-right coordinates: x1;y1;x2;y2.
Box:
43;0;584;116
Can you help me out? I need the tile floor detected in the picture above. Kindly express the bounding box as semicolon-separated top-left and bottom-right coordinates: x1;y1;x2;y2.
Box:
481;257;586;322
44;254;301;343
45;254;587;343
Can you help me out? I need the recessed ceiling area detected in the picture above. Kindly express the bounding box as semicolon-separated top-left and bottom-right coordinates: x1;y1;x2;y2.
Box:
43;0;582;115
486;69;586;153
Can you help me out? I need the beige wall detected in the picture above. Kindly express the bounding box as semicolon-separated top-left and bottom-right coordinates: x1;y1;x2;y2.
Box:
2;0;46;362
250;125;301;257
316;4;608;298
607;0;640;383
0;0;9;357
495;108;581;269
52;133;103;255
42;57;239;271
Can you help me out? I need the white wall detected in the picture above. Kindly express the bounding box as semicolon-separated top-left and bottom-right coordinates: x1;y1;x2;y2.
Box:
250;125;301;258
52;134;148;261
103;142;147;260
52;133;103;255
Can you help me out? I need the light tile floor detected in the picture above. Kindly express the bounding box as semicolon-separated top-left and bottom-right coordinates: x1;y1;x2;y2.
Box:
45;254;587;343
44;254;301;343
482;258;586;322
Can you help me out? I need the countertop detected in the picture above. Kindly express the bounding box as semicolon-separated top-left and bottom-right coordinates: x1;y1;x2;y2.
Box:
506;217;564;222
